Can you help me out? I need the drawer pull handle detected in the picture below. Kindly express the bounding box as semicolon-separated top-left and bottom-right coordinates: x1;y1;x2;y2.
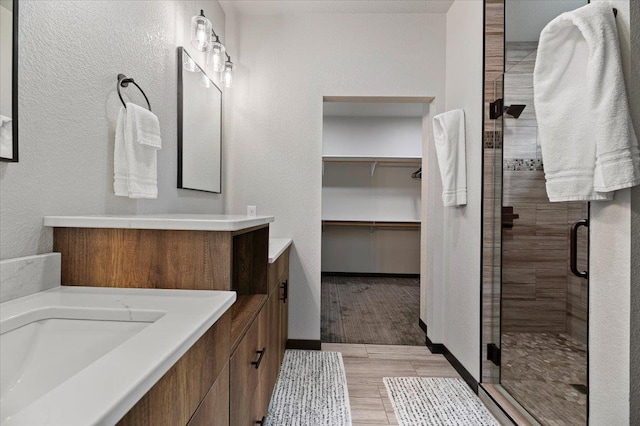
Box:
251;347;266;369
256;416;266;425
280;279;288;302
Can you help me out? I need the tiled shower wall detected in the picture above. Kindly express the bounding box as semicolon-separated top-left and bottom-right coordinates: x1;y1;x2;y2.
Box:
500;42;588;343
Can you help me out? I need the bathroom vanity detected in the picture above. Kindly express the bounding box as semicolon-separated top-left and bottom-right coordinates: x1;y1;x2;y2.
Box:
44;214;292;426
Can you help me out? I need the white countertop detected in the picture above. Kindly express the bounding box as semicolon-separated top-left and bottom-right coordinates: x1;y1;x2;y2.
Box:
1;286;236;426
43;214;274;232
269;238;293;263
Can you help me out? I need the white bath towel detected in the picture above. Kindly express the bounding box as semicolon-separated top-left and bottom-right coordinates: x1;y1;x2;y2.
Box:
114;103;161;198
534;2;640;202
433;109;467;207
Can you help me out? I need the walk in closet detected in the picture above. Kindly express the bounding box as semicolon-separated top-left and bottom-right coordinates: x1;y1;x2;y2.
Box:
321;100;426;346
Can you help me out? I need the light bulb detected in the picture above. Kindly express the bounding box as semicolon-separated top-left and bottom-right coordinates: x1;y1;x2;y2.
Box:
209;39;226;73
190;10;212;52
196;24;207;47
222;61;234;88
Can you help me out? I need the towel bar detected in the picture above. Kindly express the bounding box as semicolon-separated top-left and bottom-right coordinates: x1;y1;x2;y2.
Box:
117;74;152;111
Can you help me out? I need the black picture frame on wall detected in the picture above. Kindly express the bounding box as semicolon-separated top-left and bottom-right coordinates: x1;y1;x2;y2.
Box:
0;0;18;162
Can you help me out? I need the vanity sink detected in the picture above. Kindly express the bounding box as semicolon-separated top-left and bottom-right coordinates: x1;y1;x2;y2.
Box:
0;286;236;426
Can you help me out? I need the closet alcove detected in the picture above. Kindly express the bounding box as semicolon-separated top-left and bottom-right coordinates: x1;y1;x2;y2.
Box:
320;98;429;347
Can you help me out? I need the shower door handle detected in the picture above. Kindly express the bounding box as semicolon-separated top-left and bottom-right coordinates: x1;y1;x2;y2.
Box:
570;219;589;279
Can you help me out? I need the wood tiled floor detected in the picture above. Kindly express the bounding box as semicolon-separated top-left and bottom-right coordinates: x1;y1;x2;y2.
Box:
322;343;461;425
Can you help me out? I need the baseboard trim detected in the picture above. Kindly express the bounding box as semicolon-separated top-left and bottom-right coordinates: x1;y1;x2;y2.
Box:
322;272;420;278
286;339;322;350
418;318;428;334
425;337;478;394
425;335;445;354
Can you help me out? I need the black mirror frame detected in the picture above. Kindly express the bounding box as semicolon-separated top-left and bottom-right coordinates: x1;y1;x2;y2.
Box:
176;46;223;194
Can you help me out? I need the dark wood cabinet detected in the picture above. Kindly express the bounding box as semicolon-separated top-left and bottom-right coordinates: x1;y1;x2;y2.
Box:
229;246;290;426
270;247;290;365
52;225;290;426
188;364;230;426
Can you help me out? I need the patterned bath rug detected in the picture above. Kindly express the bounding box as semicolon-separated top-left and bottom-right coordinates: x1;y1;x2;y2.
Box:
266;350;352;426
384;377;499;426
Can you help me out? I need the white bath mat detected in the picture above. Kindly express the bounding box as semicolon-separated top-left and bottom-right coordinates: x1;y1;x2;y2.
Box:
266;350;352;426
384;377;499;426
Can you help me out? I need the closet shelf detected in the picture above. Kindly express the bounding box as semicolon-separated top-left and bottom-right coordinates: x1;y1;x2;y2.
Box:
322;155;421;165
322;155;422;176
322;220;421;229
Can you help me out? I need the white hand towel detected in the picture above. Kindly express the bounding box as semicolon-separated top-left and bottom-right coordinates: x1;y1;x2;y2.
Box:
132;103;162;149
534;2;640;202
433;109;467;207
113;103;161;199
114;107;129;197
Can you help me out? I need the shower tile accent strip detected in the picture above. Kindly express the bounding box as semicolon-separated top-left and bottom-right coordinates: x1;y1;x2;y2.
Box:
484;131;503;149
503;159;544;172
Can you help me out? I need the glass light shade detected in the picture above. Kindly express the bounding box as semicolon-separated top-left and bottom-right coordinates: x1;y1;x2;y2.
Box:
200;73;212;89
183;55;198;72
222;61;234;88
208;40;226;73
190;11;212;52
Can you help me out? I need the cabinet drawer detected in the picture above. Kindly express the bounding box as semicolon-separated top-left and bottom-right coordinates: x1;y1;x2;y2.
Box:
117;312;230;426
188;363;229;426
231;305;270;426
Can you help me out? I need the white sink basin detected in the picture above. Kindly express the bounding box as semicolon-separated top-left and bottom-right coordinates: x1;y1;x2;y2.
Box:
0;287;236;426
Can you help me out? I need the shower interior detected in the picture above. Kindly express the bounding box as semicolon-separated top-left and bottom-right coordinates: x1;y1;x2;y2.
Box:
483;37;590;425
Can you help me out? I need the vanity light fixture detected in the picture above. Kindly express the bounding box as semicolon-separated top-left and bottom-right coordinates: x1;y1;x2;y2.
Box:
190;9;236;87
222;54;234;88
191;10;212;52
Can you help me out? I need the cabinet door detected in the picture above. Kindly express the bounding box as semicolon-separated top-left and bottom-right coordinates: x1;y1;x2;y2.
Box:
279;273;289;365
230;308;267;426
261;290;280;407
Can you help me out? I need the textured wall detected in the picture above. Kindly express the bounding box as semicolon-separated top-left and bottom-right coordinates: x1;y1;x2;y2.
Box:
0;0;226;260
629;0;639;421
428;0;484;381
224;12;446;341
589;0;632;423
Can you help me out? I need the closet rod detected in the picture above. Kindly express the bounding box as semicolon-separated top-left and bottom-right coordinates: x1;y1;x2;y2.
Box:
322;160;421;166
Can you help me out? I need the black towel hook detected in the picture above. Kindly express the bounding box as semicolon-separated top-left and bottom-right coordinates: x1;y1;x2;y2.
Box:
117;74;151;111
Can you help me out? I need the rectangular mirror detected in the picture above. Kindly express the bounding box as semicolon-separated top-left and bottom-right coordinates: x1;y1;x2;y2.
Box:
0;0;18;162
177;47;222;193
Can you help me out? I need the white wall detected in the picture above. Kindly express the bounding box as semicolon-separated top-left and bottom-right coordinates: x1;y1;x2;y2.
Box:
630;0;639;419
322;227;421;274
588;1;634;423
0;0;226;260
224;12;446;341
421;103;441;337
424;0;484;380
323;116;422;157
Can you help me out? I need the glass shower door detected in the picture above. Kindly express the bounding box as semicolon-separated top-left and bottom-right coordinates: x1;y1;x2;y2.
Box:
498;42;589;425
